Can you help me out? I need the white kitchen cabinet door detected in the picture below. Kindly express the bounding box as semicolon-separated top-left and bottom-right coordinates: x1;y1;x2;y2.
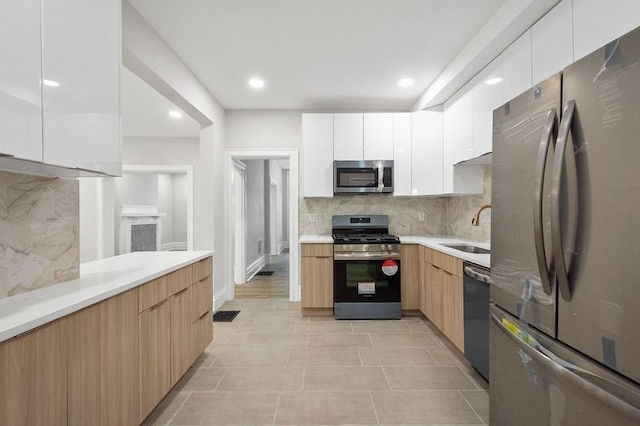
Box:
302;114;334;197
333;113;363;160
392;113;412;196
532;0;573;85
0;0;43;162
42;0;121;176
411;110;443;196
363;113;393;160
500;30;533;103
573;0;640;61
446;94;474;165
471;60;502;157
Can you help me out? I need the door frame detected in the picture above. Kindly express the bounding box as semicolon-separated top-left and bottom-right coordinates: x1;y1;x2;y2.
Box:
232;159;246;285
224;149;299;302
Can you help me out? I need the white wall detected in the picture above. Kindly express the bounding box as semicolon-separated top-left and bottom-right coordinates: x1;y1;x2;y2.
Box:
225;110;301;149
118;173;159;205
244;160;265;269
172;173;188;243
158;173;174;245
123;137;199;164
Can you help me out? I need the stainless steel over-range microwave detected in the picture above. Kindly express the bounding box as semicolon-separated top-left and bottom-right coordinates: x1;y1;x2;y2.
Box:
333;160;393;194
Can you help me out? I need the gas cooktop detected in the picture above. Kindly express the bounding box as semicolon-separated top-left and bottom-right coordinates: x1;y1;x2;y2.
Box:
332;233;400;244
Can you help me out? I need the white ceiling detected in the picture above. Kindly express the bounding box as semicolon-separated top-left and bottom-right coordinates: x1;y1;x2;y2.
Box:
127;0;506;111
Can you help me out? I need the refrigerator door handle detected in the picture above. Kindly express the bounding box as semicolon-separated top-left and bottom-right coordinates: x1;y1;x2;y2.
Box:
533;108;558;296
491;312;640;420
551;100;577;302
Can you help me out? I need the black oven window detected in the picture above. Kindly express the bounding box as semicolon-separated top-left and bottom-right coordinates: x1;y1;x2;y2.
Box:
345;263;390;289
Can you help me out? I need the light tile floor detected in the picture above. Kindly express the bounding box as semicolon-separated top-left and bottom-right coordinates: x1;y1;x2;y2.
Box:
144;297;489;426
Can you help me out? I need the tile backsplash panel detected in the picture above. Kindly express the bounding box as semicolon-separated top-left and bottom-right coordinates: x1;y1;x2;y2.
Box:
300;195;449;236
446;166;492;243
299;165;492;244
0;172;79;298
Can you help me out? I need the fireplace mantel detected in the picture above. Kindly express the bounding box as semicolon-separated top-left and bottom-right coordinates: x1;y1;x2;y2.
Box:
119;205;165;254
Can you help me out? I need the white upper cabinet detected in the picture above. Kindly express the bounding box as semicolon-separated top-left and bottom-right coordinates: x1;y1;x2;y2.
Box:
0;0;43;162
302;114;334;197
392;113;412;196
363;113;393;160
333;113;363;160
471;60;502;157
411;110;443;196
42;0;121;176
500;30;533;103
531;0;573;85
573;0;640;61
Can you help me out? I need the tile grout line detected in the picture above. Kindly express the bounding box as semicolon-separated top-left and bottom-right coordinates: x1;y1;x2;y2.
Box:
272;393;281;426
163;390;192;425
368;391;381;425
458;389;486;425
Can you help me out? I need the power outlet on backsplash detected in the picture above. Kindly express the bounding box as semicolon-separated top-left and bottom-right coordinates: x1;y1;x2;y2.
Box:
418;212;425;221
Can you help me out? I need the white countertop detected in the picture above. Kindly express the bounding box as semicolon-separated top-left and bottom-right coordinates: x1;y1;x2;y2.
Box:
399;236;490;268
299;235;334;243
300;234;490;268
0;251;213;343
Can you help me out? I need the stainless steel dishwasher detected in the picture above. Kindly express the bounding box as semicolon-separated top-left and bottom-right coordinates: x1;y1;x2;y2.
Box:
463;262;490;381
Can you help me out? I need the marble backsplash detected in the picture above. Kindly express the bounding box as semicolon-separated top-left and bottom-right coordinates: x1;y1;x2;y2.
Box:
299;165;492;243
0;172;79;298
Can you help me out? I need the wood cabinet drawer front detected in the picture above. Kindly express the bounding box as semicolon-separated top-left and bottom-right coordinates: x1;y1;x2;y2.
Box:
191;276;213;322
301;243;333;257
167;266;193;296
138;277;168;313
400;245;420;310
428;249;462;277
193;257;213;282
192;311;213;360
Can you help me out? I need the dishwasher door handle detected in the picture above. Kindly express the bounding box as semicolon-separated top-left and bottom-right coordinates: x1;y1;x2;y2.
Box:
464;266;491;283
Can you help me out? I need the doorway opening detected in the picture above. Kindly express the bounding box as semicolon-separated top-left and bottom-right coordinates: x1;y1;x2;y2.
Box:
226;151;298;302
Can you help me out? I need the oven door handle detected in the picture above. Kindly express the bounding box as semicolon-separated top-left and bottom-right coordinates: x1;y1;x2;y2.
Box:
334;253;401;261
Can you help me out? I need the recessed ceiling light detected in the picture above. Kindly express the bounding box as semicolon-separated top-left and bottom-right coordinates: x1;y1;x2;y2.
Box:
486;77;502;85
396;78;414;88
248;78;265;89
169;110;183;119
43;79;60;87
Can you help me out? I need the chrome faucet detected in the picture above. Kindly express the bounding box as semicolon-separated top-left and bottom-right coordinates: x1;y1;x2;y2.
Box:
472;204;492;226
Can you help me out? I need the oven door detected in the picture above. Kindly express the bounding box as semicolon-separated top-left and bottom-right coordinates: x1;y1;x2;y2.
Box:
333;257;401;302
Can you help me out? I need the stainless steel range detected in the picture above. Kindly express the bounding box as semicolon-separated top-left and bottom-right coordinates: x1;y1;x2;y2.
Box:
332;215;401;320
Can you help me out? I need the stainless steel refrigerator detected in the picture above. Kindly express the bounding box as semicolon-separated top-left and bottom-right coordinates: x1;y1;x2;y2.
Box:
490;25;640;425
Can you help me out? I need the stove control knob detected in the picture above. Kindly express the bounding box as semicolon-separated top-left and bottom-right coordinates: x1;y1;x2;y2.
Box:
380;245;386;252
387;245;393;251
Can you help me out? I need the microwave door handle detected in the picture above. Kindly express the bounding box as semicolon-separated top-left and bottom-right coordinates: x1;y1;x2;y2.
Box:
376;161;383;192
550;100;577;302
533;109;557;296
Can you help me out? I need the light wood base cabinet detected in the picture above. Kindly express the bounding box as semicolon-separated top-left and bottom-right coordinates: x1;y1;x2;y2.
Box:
400;245;421;311
68;288;139;426
0;320;68;425
0;256;213;426
420;248;464;352
301;244;333;309
139;299;171;423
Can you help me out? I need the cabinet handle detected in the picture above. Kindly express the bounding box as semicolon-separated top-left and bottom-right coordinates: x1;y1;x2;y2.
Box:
150;299;168;310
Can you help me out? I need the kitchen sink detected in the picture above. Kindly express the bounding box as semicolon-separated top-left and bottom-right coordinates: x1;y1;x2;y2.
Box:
441;244;490;255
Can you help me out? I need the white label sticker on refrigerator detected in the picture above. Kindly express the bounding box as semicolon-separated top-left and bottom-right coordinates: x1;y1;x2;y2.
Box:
381;259;398;276
358;282;376;295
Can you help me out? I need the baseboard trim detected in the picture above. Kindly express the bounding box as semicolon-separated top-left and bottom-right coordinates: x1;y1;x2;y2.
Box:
246;255;267;281
278;241;289;254
214;287;227;312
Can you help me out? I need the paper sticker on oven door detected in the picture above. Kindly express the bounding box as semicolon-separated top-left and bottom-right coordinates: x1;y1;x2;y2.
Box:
381;259;398;276
358;282;376;295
